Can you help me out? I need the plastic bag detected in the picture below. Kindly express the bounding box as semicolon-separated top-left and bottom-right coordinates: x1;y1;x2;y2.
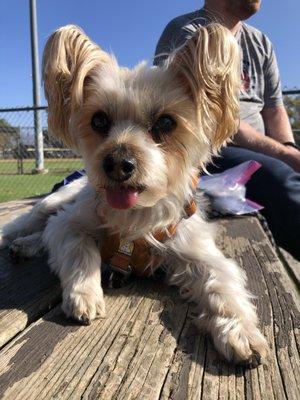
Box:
198;161;263;215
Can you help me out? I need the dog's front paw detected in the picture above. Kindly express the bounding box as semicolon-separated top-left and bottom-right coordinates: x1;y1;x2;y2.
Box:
62;285;106;325
211;317;268;364
9;238;32;260
8;234;42;260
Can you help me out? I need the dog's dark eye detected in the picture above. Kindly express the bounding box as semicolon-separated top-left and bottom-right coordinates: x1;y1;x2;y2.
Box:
91;111;112;136
150;114;176;142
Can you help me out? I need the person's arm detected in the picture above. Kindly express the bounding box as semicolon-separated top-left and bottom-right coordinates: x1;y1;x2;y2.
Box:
233;120;300;172
262;105;295;143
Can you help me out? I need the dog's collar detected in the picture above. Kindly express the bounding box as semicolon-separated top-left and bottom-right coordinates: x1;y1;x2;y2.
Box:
100;173;199;278
100;197;197;278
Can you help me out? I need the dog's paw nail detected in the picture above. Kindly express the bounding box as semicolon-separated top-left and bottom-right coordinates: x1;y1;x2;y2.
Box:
96;304;106;318
212;319;268;365
250;351;262;366
81;315;92;326
62;288;106;325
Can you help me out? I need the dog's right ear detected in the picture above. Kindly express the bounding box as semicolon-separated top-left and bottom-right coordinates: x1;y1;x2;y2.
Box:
168;24;241;151
43;25;110;146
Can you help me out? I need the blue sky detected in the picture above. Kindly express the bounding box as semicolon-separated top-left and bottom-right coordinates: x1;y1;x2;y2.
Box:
0;0;299;108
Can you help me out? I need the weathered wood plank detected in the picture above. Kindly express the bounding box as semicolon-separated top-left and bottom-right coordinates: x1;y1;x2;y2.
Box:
0;250;60;349
278;247;300;286
0;208;32;226
218;217;300;400
0;198;38;221
0;216;299;400
0;200;60;349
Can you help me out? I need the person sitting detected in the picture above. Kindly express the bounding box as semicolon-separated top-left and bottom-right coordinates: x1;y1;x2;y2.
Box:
154;0;300;260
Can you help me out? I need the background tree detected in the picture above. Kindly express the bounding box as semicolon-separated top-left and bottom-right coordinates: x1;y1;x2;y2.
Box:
283;94;300;145
0;118;19;156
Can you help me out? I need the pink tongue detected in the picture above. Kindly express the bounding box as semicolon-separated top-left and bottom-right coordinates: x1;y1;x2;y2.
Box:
106;187;139;209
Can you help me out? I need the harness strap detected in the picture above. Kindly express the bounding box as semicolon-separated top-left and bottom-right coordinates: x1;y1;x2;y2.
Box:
100;198;197;277
100;173;199;277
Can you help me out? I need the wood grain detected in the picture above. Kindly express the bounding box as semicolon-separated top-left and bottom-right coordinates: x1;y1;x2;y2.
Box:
0;215;299;399
0;199;60;349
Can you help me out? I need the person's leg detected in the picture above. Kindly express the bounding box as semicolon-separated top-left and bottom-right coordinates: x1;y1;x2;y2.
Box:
207;146;300;261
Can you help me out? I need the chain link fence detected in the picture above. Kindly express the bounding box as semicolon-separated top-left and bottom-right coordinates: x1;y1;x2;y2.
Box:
0;90;299;203
0;106;83;202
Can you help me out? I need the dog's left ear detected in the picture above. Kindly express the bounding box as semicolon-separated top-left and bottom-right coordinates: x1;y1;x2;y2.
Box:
169;24;241;150
43;25;111;146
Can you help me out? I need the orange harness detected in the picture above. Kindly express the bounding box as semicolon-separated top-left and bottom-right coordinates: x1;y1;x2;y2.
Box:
100;175;199;278
100;199;197;277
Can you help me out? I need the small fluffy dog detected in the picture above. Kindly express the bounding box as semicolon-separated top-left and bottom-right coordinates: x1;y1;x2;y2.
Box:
0;25;268;363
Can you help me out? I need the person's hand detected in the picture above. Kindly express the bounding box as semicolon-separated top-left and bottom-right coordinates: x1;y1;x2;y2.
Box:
281;146;300;172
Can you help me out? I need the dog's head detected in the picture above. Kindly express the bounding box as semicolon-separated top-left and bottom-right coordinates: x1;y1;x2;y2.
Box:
43;24;240;211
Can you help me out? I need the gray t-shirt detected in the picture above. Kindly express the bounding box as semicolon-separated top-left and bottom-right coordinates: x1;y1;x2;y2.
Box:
154;8;283;133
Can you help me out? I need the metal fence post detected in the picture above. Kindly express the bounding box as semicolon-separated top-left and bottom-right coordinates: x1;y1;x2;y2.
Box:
29;0;45;173
16;127;23;175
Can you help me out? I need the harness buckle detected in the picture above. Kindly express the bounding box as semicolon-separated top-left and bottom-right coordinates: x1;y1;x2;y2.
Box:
109;263;133;277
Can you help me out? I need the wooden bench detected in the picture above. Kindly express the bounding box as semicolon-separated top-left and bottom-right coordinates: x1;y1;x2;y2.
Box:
0;200;299;399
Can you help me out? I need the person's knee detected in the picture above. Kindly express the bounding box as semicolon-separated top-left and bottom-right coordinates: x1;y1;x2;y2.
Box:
248;156;299;201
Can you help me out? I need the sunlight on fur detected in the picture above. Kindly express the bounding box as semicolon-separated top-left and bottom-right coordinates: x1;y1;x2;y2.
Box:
0;24;268;364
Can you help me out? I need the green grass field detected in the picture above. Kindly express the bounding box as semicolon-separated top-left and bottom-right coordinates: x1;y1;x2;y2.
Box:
0;159;84;202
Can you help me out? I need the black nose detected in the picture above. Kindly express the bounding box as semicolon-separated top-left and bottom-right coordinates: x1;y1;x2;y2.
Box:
103;154;136;182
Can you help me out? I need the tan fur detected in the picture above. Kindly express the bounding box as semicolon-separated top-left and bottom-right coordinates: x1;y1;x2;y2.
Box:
43;25;112;146
168;23;240;150
1;24;268;364
42;24;240;218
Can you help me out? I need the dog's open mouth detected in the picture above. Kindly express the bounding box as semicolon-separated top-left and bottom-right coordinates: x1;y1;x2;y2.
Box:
105;186;145;210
